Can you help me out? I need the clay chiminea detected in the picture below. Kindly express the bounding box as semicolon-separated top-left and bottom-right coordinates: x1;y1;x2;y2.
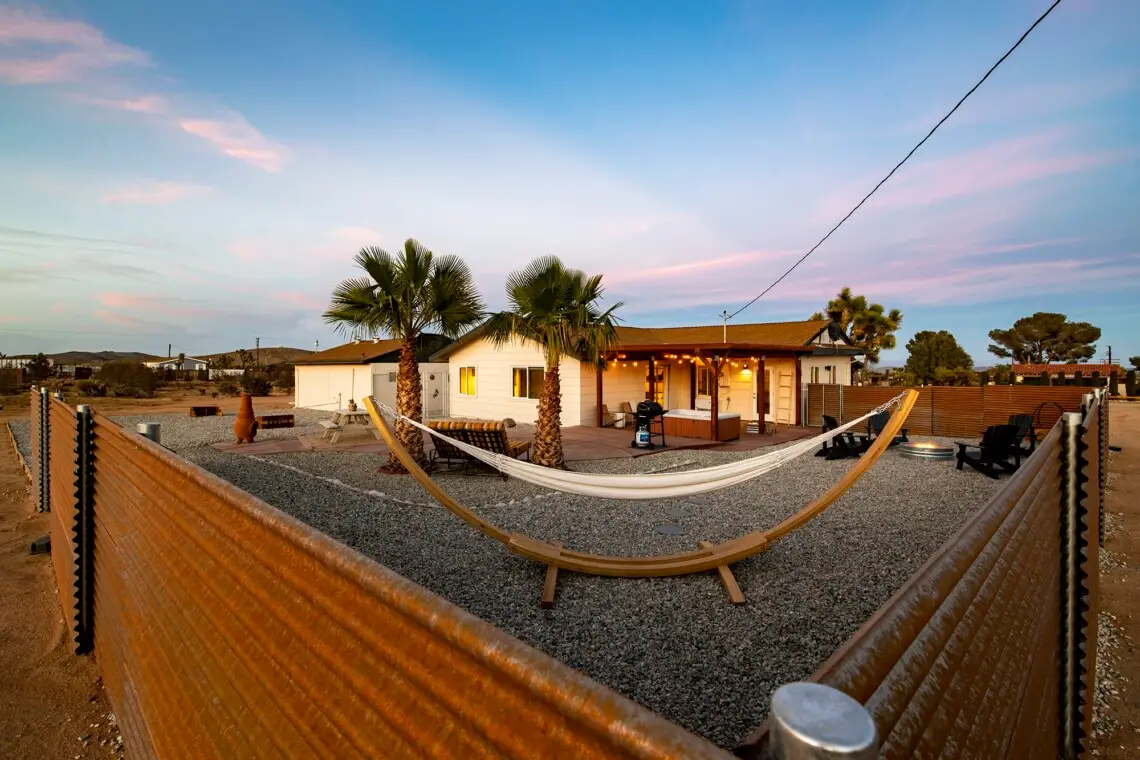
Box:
233;392;259;444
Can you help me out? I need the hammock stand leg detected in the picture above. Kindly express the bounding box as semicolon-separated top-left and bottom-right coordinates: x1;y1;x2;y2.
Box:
699;541;746;604
540;541;562;609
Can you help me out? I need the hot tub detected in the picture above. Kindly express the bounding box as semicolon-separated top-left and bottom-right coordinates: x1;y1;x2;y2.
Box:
663;409;741;441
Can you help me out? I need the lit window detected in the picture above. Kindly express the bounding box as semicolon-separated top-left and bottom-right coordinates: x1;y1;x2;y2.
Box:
512;366;544;399
459;366;477;395
695;364;719;396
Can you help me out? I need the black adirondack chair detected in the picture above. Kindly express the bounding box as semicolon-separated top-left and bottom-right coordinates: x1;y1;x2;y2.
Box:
816;415;860;460
956;424;1022;478
1007;414;1037;460
855;411;909;452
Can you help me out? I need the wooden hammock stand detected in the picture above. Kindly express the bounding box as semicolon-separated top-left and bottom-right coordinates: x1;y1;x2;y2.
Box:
364;390;918;607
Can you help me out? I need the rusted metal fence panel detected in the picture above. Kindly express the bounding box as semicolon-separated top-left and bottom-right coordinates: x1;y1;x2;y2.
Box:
30;388;47;512
804;384;1088;438
1070;396;1101;754
84;410;731;760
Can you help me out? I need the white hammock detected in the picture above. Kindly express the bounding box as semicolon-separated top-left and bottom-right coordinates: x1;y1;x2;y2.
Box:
376;393;905;500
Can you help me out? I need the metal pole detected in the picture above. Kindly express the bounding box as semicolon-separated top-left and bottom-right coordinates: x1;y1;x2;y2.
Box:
136;423;161;444
769;682;878;760
1059;411;1083;759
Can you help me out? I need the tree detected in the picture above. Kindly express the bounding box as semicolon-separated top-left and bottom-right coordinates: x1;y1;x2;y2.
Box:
324;239;484;469
905;330;973;385
1130;356;1140;370
810;287;902;364
235;349;254;371
176;352;186;374
483;256;622;469
214;354;234;370
988;364;1012;385
987;312;1100;364
26;353;52;382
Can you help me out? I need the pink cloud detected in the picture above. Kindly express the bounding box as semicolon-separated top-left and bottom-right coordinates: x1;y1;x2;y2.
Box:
178;116;290;172
0;315;18;324
72;93;169;114
0;6;148;84
98;292;151;308
226;239;266;262
93;309;145;327
101;180;214;204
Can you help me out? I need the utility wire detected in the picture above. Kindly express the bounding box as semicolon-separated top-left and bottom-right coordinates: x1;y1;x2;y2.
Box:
727;0;1064;321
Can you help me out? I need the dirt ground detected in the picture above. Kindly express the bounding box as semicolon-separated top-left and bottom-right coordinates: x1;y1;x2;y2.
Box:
0;418;121;758
0;387;293;425
1093;400;1140;757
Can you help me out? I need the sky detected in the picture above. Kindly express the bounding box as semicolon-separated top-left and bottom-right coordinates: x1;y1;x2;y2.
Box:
1;0;1138;365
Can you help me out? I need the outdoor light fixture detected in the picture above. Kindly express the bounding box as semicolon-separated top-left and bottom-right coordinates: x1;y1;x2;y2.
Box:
741;367;752;376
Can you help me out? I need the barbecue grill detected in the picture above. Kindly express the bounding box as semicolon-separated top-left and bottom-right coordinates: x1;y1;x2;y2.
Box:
630;400;666;449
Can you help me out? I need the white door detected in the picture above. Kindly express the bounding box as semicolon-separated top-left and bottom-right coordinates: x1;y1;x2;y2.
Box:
421;368;448;419
751;370;777;422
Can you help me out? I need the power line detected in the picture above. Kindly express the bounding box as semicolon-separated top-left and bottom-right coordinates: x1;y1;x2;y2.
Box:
727;0;1064;321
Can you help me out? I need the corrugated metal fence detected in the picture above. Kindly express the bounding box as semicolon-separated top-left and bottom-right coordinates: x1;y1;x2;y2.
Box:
804;384;1089;438
738;389;1107;759
33;392;731;759
29;389;1107;759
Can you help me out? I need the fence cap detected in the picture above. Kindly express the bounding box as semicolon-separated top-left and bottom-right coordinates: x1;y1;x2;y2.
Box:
769;682;878;760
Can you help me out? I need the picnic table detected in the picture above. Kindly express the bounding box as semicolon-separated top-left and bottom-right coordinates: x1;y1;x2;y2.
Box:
320;409;381;443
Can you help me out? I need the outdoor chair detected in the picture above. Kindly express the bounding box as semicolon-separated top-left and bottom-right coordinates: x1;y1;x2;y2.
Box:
815;414;860;460
955;424;1022;479
599;404;619;428
618;401;636;428
855;411;909;452
427;420;532;478
1007;414;1037;459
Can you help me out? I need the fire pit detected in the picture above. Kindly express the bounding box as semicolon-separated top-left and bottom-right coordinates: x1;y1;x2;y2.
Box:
898;441;954;461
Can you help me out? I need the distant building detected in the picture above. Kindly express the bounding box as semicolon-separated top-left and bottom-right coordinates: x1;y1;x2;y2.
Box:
144;357;210;371
1012;363;1122;394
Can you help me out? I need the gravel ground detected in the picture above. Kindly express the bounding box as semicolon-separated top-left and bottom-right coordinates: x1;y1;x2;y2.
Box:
11;412;1003;748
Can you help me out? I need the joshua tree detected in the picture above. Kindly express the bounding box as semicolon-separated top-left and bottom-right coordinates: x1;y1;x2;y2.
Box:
810;287;902;365
483;256;622;469
324;239;484;469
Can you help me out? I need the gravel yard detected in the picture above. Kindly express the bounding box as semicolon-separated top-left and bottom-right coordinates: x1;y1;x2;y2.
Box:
8;412;1003;748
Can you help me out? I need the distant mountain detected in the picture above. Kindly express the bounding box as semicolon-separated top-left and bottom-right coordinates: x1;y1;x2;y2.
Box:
198;347;313;366
7;350;161;364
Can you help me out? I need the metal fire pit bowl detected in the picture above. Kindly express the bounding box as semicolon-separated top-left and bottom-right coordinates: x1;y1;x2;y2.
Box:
898;441;955;461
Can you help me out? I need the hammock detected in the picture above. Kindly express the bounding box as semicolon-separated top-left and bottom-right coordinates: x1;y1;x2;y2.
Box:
372;392;906;500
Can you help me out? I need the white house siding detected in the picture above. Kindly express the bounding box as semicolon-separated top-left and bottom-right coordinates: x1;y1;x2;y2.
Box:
579;363;598;426
447;338;584;426
369;362;450;419
600;363;646;416
800;355;852;386
294;364;374;410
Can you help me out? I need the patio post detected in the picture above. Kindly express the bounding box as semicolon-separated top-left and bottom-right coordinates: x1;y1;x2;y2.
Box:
710;355;721;441
648;356;656;403
595;361;604;427
794;356;802;426
757;356;766;434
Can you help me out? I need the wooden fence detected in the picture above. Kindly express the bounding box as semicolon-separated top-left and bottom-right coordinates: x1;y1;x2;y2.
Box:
804;383;1090;438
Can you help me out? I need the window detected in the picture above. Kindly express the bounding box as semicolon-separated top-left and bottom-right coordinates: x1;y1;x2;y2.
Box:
825;365;834;384
810;366;820;384
695;364;719;396
458;366;477;396
644;366;667;406
512;366;544;399
388;371;397;383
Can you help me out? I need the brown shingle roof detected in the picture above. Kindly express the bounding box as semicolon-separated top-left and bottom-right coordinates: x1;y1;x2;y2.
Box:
295;339;403;365
613;320;833;351
1012;363;1120;376
431;319;837;360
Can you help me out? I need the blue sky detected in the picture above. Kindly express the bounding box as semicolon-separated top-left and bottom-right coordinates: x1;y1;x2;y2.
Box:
1;0;1137;364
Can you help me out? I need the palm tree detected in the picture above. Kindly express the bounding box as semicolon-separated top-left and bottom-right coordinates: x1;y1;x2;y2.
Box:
324;239;484;469
483;256;622;469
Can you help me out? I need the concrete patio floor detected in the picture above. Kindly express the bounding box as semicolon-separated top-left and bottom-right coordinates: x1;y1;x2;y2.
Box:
212;422;817;461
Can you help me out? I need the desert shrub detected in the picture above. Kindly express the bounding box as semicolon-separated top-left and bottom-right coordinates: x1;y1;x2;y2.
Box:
218;380;240;396
109;384;145;398
199;387;207;396
268;362;295;391
1128;370;1138;397
76;380;107;397
96;361;157;395
240;372;273;396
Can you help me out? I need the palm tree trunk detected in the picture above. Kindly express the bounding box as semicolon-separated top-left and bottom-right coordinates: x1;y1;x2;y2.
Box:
533;359;564;469
391;337;426;469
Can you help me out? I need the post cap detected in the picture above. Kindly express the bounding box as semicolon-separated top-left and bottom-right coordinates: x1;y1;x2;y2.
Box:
769;682;878;760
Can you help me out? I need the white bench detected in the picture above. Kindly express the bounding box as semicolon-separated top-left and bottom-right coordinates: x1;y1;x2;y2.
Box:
319;419;342;442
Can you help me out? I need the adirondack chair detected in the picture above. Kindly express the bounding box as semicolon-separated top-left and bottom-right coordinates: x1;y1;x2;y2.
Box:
955;424;1022;478
616;401;636;428
816;415;860;460
1007;414;1037;459
599;404;619;428
855;411;909;452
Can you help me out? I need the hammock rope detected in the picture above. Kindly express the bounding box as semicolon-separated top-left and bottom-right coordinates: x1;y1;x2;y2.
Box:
374;392;906;500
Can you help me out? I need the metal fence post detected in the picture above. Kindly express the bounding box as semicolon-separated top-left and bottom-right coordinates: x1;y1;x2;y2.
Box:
768;682;878;760
136;422;161;444
1059;410;1094;759
38;386;50;513
74;404;96;653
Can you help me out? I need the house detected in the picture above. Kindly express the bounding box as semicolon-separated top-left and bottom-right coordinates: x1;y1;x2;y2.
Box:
293;334;452;414
430;319;859;429
144;356;210;371
1012;363;1122;393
